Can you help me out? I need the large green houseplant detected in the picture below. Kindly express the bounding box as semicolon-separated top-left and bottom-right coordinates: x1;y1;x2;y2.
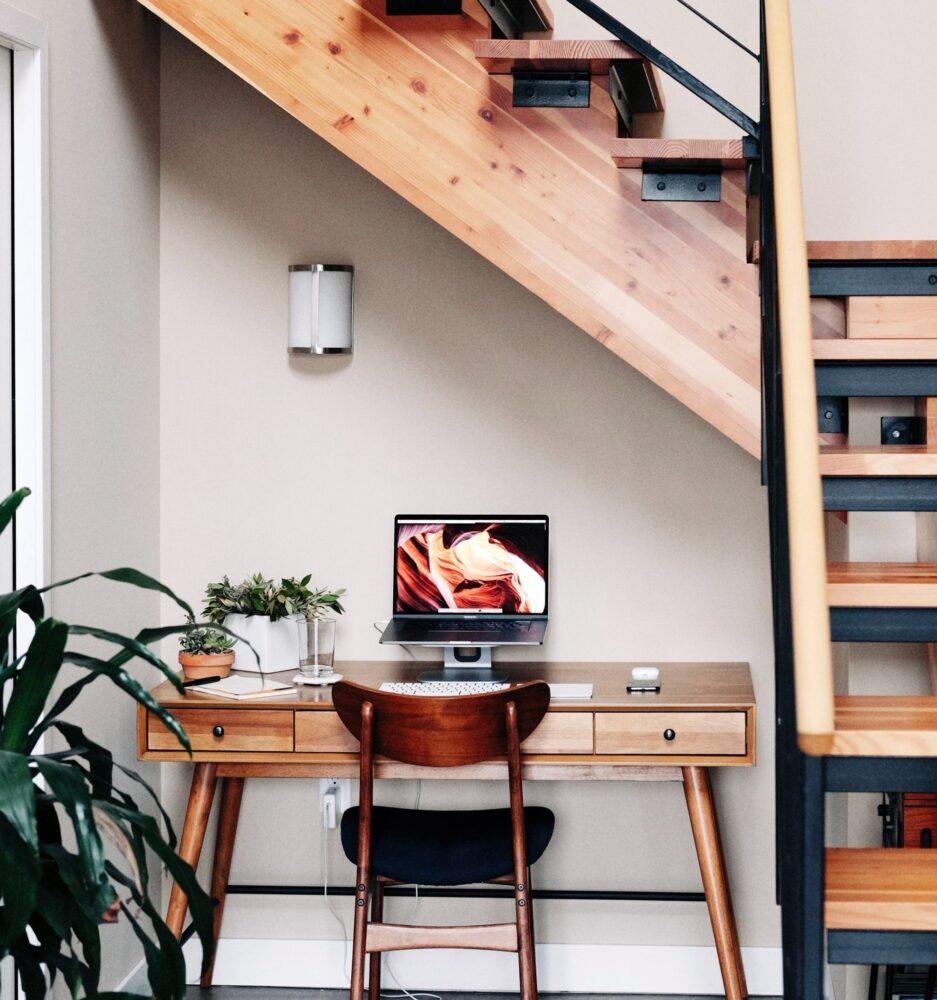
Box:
0;487;216;999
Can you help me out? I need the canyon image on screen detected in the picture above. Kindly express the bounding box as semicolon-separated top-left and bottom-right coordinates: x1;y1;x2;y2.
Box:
395;520;547;614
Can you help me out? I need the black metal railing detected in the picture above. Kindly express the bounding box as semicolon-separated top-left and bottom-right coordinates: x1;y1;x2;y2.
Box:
562;0;760;138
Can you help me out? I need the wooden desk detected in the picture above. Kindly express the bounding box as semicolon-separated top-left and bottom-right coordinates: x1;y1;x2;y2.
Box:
140;661;755;999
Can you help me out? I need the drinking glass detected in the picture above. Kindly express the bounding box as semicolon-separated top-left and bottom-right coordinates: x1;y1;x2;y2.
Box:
296;616;336;683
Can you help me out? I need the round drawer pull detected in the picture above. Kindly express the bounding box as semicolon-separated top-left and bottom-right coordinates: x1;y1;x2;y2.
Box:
663;728;676;742
212;725;225;738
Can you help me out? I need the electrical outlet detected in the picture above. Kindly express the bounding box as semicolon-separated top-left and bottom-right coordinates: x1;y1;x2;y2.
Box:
319;777;351;829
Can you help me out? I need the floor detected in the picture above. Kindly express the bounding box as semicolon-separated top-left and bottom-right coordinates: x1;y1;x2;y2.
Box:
185;990;778;999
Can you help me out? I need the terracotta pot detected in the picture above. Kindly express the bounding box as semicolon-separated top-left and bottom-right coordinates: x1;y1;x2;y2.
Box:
178;651;235;680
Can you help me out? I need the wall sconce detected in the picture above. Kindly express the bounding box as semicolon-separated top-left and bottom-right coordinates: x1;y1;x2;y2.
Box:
288;264;354;355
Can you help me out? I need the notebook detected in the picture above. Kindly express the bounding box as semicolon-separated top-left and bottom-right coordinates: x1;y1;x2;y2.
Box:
189;675;294;701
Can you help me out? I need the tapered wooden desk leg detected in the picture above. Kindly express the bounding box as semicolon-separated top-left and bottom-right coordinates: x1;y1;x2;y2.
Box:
165;763;219;939
683;766;747;1000
200;777;245;987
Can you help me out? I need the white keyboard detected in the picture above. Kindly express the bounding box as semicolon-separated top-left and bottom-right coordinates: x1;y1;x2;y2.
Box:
380;681;509;697
378;681;593;699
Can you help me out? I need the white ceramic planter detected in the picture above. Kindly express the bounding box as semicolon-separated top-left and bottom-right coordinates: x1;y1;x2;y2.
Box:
224;613;300;674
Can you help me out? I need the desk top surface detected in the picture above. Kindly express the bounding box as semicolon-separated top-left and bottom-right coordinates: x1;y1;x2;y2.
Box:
149;660;754;712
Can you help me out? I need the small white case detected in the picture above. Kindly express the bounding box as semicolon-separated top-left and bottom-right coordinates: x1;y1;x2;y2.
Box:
631;666;660;681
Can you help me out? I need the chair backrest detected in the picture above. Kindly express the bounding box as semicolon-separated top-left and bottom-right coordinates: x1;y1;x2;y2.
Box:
332;680;551;768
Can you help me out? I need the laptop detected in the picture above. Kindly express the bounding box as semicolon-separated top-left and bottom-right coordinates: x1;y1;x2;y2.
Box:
380;515;549;647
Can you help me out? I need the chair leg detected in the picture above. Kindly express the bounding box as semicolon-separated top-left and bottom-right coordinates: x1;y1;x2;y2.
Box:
368;878;384;1000
516;868;537;1000
524;866;538;999
350;867;370;1000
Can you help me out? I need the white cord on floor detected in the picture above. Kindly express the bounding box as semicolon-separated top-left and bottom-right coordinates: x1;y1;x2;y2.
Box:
323;830;352;984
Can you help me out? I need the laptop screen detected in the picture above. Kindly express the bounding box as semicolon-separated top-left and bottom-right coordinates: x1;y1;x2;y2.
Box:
394;516;548;616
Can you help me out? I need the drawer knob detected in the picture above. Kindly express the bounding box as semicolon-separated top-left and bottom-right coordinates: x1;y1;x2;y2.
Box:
212;725;225;738
663;728;676;742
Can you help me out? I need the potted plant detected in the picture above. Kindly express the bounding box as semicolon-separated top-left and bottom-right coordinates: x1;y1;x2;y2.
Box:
204;573;345;673
0;487;215;999
178;615;236;679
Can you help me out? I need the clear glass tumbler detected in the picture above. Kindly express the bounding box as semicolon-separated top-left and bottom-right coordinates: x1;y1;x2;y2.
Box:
296;616;336;683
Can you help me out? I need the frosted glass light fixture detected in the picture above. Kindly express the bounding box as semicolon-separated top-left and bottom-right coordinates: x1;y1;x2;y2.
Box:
288;264;354;355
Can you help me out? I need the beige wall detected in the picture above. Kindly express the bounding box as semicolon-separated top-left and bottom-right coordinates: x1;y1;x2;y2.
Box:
158;23;778;963
9;0;161;990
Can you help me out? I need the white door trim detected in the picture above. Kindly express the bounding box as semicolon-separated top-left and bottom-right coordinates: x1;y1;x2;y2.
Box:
1;1;48;597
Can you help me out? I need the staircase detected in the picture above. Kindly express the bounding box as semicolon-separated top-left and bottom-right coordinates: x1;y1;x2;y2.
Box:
136;0;764;454
760;0;937;995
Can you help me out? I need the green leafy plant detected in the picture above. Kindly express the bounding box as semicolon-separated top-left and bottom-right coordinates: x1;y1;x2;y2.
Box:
178;616;236;656
203;573;345;623
0;487;218;999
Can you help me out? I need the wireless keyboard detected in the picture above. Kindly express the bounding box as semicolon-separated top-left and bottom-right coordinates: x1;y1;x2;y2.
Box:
378;681;595;699
379;681;509;696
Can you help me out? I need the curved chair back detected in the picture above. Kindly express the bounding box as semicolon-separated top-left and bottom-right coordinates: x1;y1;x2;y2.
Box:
332;679;551;768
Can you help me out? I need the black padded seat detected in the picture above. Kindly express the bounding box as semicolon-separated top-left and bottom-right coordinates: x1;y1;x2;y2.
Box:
341;805;555;886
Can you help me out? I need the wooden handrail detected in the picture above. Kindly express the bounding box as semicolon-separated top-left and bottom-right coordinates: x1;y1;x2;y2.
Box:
764;0;835;753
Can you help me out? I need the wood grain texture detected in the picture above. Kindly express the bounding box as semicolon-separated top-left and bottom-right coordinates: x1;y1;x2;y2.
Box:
200;777;244;987
847;297;937;339
595;711;746;757
152;661;756;711
136;0;761;454
474;37;644;75
826;848;937;930
610;138;746;169
148;707;294;751
814;338;937;360
683;767;747;1000
820;445;937;477
165;763;218;937
827;562;937;607
808;241;937;261
365;921;518;953
830;696;937;757
811;298;846;340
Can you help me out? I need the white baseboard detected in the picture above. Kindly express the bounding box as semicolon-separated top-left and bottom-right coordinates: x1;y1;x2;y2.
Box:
184;937;783;995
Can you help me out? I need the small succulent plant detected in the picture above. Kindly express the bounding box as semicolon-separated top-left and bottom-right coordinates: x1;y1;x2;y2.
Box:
203;573;345;623
178;615;236;656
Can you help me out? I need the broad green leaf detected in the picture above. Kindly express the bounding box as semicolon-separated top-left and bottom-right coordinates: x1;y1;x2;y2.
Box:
34;759;112;918
0;487;29;536
1;618;67;753
97;800;213;974
0;815;40;951
120;898;186;1000
0;749;38;851
42;653;191;755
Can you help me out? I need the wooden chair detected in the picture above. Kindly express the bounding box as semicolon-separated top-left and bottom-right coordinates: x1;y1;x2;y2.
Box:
332;679;554;1000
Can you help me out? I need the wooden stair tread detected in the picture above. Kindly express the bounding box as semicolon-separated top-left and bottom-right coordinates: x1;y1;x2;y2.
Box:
808;241;937;262
610;138;746;169
826;848;937;930
825;696;937;758
813;339;937;361
473;39;664;112
819;445;937;477
827;562;937;606
474;38;643;74
848;298;937;340
752;240;937;265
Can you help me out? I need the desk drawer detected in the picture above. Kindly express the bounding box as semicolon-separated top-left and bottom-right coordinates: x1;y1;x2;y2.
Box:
294;711;594;755
595;712;746;757
522;713;593;754
295;711;359;752
149;709;294;752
